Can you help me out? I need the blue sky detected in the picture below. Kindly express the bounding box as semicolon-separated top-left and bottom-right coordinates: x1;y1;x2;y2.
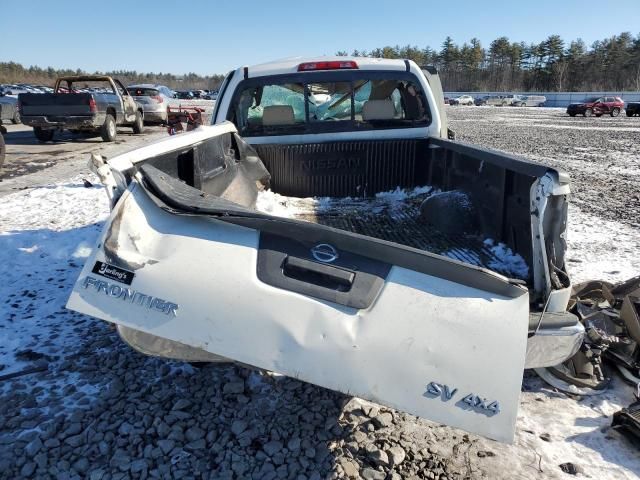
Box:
2;0;639;75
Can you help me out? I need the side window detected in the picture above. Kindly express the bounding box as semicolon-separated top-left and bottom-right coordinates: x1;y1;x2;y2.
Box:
114;80;128;96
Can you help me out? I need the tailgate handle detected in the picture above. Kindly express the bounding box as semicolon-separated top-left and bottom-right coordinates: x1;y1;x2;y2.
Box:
283;256;354;291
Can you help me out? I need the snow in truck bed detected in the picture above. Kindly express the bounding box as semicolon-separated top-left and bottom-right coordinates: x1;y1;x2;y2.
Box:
256;186;530;280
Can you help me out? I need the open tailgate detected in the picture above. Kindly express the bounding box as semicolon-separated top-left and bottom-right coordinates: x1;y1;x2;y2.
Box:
19;92;95;117
67;126;530;443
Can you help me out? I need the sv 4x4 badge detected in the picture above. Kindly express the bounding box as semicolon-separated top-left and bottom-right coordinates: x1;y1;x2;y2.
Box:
425;381;500;416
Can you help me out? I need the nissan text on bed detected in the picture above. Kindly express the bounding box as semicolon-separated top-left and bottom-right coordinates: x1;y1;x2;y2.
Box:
67;57;583;443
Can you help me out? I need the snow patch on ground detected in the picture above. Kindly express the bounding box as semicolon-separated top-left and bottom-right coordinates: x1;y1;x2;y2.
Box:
565;204;640;284
509;375;639;480
0;176;109;375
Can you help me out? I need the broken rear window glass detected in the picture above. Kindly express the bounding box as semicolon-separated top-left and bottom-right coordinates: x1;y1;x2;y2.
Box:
229;73;430;137
235;83;306;133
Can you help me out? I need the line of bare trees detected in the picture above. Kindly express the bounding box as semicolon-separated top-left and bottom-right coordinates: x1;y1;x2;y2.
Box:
0;63;225;91
338;32;640;92
4;31;639;93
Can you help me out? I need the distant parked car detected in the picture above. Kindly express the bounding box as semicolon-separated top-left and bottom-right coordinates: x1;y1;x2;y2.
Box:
174;90;194;100
511;95;546;107
128;84;174;124
567;96;624;117
451;95;474;106
502;94;519;105
475;95;509;106
1;85;31;95
0;93;20;124
625;102;640;117
16;84;44;93
34;85;54;93
443;96;451;105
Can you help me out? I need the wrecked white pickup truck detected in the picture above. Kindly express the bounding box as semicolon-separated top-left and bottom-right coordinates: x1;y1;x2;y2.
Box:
68;57;582;443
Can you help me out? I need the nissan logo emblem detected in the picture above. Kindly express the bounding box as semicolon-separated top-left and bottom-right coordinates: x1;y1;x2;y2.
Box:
310;243;339;263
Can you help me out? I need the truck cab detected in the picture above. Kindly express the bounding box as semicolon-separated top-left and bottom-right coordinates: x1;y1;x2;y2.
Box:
213;58;448;141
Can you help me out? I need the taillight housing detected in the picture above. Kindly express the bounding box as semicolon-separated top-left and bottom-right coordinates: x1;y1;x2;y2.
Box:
297;61;358;71
152;95;163;103
88;97;97;113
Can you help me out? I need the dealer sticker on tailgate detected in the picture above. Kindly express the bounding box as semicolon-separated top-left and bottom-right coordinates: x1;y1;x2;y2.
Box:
92;261;135;285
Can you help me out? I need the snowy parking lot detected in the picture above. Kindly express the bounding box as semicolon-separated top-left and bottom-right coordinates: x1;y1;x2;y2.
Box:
0;107;639;479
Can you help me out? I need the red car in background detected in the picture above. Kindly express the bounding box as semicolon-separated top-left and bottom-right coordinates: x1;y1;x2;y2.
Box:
567;96;625;117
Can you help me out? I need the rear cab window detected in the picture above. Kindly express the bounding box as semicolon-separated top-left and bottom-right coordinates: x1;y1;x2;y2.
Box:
129;88;160;97
55;80;115;94
227;71;431;137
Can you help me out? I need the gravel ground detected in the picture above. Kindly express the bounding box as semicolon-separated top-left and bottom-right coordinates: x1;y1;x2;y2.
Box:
0;125;169;196
448;106;640;229
1;107;639;480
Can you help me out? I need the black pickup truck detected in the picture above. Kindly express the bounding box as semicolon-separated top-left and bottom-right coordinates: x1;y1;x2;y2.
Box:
19;76;144;142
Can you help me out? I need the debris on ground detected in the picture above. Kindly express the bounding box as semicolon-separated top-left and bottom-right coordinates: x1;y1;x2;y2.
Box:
612;397;640;446
538;276;640;451
166;106;204;135
539;276;640;395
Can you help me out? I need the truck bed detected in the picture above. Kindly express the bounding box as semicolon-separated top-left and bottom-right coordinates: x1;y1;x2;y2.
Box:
256;188;529;280
141;133;570;293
